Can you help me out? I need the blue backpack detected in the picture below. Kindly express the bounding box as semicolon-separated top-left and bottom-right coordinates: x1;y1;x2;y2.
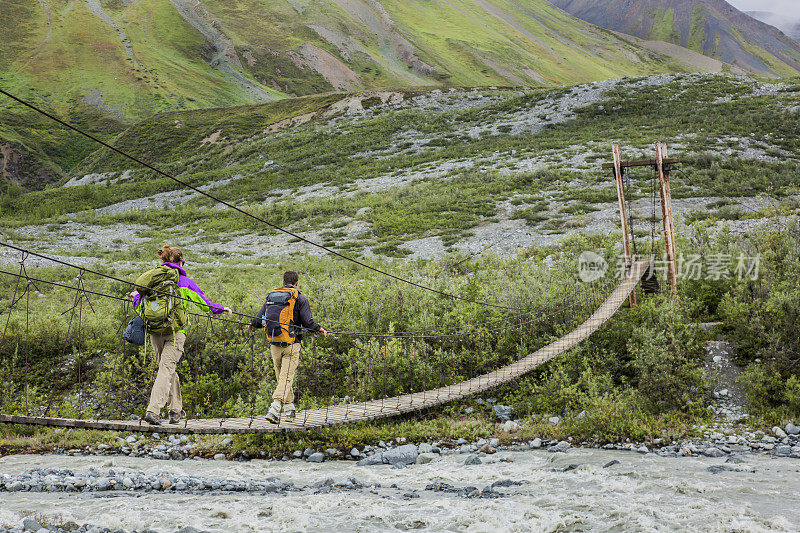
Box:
124;316;146;346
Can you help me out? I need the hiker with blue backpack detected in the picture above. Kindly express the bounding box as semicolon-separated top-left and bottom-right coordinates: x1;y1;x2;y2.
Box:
130;245;232;426
248;270;327;423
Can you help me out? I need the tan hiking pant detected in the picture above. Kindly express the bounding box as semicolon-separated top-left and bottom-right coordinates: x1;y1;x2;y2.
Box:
270;342;301;405
146;332;185;414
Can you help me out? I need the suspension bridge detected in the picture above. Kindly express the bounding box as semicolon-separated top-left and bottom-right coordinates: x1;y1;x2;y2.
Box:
0;87;653;435
0;241;648;434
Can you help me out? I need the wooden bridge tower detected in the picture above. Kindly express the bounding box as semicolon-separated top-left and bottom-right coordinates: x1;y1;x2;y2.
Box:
603;142;678;300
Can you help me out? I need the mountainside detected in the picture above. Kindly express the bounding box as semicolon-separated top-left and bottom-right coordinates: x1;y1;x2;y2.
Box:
1;0;713;190
549;0;800;76
0;0;698;120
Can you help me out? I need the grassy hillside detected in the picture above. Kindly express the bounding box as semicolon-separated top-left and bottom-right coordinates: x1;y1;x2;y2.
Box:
1;0;692;117
2;0;729;189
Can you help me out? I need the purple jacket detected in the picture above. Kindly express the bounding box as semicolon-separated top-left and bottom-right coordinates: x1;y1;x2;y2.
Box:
133;262;225;315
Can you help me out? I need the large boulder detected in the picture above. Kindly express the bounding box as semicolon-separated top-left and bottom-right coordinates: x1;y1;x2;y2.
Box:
416;453;438;465
548;441;570;453
382;444;419;466
356;453;384;466
702;447;726;458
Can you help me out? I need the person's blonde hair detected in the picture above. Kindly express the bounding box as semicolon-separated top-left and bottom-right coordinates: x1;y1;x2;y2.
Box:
157;244;184;264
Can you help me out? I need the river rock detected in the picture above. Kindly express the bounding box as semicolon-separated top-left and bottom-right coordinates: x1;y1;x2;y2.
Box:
603;460;620;468
464;455;482;465
350;448;361;458
122;477;134;488
549;441;570;453
502;420;520;433
493;405;513;421
479;444;496;454
549;416;561;425
530;438;542;449
213;453;226;461
382;444;418;465
774;445;792;456
22;518;42;532
307;452;325;463
773;426;788;439
418;443;433;454
221;438;233;447
703;447;726;458
416;453;438;465
356;454;384;466
125;435;137;444
785;423;799;436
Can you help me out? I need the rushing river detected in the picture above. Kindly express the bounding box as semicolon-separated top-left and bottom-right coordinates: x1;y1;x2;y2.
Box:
1;449;799;532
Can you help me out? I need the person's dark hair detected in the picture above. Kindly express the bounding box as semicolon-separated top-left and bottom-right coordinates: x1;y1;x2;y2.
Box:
158;244;184;264
283;270;299;286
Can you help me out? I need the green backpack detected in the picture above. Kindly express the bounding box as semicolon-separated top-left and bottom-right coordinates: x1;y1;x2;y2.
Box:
135;266;181;335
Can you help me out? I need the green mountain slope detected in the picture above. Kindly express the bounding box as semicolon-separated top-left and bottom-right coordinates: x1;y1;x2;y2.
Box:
1;0;697;117
0;0;721;189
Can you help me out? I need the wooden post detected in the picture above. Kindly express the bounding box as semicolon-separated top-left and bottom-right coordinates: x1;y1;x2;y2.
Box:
655;141;677;296
612;144;637;307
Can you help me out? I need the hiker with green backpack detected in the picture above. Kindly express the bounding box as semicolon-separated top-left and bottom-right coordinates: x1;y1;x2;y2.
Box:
130;245;232;425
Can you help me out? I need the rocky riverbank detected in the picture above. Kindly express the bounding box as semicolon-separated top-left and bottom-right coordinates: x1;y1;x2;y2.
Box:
3;417;799;468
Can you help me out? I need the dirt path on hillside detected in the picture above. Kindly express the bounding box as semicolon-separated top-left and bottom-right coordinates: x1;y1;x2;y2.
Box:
705;340;748;423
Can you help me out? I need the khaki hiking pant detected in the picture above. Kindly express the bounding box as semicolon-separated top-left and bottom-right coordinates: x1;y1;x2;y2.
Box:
270;342;301;405
146;332;185;415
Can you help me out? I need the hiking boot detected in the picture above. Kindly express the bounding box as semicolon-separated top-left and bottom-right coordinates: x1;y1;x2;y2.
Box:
168;410;186;424
283;403;296;422
265;401;281;424
143;411;161;426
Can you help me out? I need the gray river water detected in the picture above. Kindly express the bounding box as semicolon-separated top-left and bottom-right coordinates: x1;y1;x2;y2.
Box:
1;449;799;532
